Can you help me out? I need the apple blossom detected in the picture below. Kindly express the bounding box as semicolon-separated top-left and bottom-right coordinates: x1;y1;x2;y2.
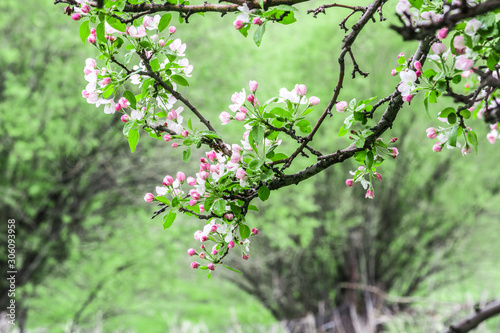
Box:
188;248;196;256
235;112;247;121
253;17;263;25
228;240;235;249
336;101;348;112
207;263;215;271
234;20;245;30
144;193;155;202
252;228;259;235
171;143;179;148
295;84;307;96
454;36;466;54
465;18;482;36
242;254;249;260
455;56;474;71
163;134;172;142
391;68;397;76
346;179;354;187
426;127;438;139
120;115;129;123
433;142;443;152
220;111;231;124
249;80;258;91
432;43;447;55
309;96;320;106
365;189;375;199
190;262;200;269
72;13;81;21
169;26;176;33
158;39;165;47
437;28;448;40
177;172;186;183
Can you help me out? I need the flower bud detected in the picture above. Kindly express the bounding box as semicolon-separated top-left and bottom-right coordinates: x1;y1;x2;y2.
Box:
365;189;375;199
234;20;244;30
295;84;307;96
426;127;438;139
190;262;200;269
144;193;155;202
158;39;166;47
431;42;447;55
252;228;259;235
169;26;177;34
336;101;348;113
235;112;246;121
187;248;196;256
309;96;320;106
71;13;81;21
187;176;196;186
121;115;129;123
433;142;443;152
81;4;90;13
391;68;397;76
414;61;422;71
199;252;206;259
224;213;234;220
249;80;258;92
253;17;263;26
207;263;215;271
87;35;96;44
182;130;189;138
163;134;172;142
437;27;448;40
228;240;235;249
375;173;382;181
176;171;186;183
247;94;255;103
163;175;174;186
242;254;249;260
346;179;354;187
171;143;179;148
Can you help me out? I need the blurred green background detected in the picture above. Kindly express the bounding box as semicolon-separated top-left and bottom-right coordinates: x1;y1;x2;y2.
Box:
1;0;499;332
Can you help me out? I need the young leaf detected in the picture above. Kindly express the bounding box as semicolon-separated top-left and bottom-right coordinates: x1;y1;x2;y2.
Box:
448;126;458;147
79;20;90;44
182;148;191;162
338;125;348;137
171;74;189;87
163;210;176;229
253;22;266;47
239;224;251;239
258;185;270;201
212;199;226;215
96;22;106;43
223;265;242;274
467;130;478;153
158;14;172;32
128;128;140;152
123;90;137;110
248;205;259;211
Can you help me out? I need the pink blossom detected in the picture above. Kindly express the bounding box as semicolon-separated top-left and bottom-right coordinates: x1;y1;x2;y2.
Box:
158;39;165;47
432;43;447;55
346;179;353;187
188;248;196;256
144;193;155;202
187;176;196;186
365;189;375;199
249;80;258;91
176;171;186;182
309;96;320;106
81;4;90;13
200;171;209;180
190;190;201;200
100;77;111;87
390;147;399;158
414;61;422;71
88;35;96;44
295;84;307;97
188;199;197;206
163;134;172;142
169;39;186;55
247;94;255;103
200;235;208;242
163;175;174;186
391;68;398;76
200;163;210;171
206;151;217;161
211;249;218;255
199;252;206;259
114;104;122;112
426;127;438;139
398;52;404;58
167;109;177;120
454;36;466;54
404;95;413;103
235;112;247;121
121;115;129;123
236;168;246;180
171;143;179;148
119;97;130;109
210;224;218;233
455;56;474;71
253;17;263;25
416;70;422;77
127;25;147;38
242;254;249;260
182;130;189;138
225;213;234;220
220;111;231;125
252;228;259;235
190;262;200;269
487;132;497;144
169;26;177;33
437;28;448;40
336;101;348;113
207;263;215;271
234;20;245;30
200;204;205;212
375;173;382;181
461;146;472;155
433;142;443;152
72;13;81;21
391;137;398;143
228;240;235;249
230;152;241;163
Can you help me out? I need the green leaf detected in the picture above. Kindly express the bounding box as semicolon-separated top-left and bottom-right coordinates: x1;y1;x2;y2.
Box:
248;159;263;171
163;210;176;229
123;90;137;110
158;13;172;32
438;107;455;118
428;90;437;104
207;271;211;279
467;130;478;153
248;205;259;211
96;22;106;43
150;58;160;72
447;112;457;124
253;22;266;47
365;150;374;169
223;265;242;274
271;153;288;161
171;74;189;87
279;11;296;25
107;18;126;32
128;128;139;152
487;53;498;71
212;199;226;215
269;107;292;119
155;196;171;205
355;139;365;149
123;121;135;136
260;168;274;181
398;56;406;65
423;68;438;78
408;0;423;9
296;119;311;133
258;185;270;201
448;126;458;147
460;109;471;119
238;24;250;37
354;150;366;164
424;97;430;119
251;125;265;145
338;125;348;137
79;20;90;44
239;224;251;239
182;148;191;162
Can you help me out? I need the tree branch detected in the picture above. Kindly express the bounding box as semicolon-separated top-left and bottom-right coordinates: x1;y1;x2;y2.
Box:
441;300;500;333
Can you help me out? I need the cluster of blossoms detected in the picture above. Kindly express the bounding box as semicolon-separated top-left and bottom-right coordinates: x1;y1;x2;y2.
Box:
233;3;263;30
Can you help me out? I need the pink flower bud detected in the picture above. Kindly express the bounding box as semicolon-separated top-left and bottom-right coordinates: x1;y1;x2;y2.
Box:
200;204;205;212
252;228;259;235
114;103;122;112
336;101;348;113
249;80;258;92
200;171;209;180
81;4;90;13
169;26;177;34
186;176;196;186
246;94;255;103
144;193;155;202
190;190;201;200
191;262;200;269
234;20;244;30
365;189;375;199
119;97;130;109
87;35;96;44
158;39;166;47
375;173;382;181
188;199;197;206
200;235;208;242
397;52;404;59
390;147;399;159
181;130;189;138
346;179;354;187
163;134;172;142
207;263;215;271
426;127;438;139
224;213;234;220
253;17;263;26
188;248;196;256
206;151;217;161
465;83;470;88
236;168;246;180
416;70;422;77
461;145;472;155
199;252;206;259
391;137;398;143
235;112;247;121
230;152;241;164
163;175;174;186
391;68;398;76
433;142;443;152
121;115;129;123
211;249;218;255
309;96;320;106
295;84;307;96
414;61;422;71
432;43;447;55
90;28;96;35
171;143;179;148
167;109;177;120
242;254;249;260
228;241;235;249
200;244;205;249
176;171;186;182
404;95;413;103
219;111;231;125
454;35;466;54
71;13;81;21
437;27;448;40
